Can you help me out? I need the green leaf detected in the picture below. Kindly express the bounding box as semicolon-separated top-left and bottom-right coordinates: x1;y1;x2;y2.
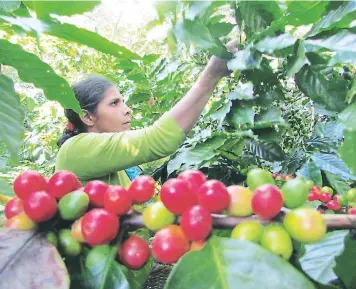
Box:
199;1;227;24
339;102;356;131
334;233;356;289
218;138;247;161
206;14;225;25
213;229;233;238
227;82;254;100
185;0;212;21
256;88;285;106
126;92;151;106
0;228;70;288
311;153;356;181
306;135;337;153
0;74;24;160
339;130;356;176
149;57;167;77
154;1;177;23
209;101;232;126
127;71;149;85
85;261;130;289
165;236;315;289
242;59;280;92
314;104;338;117
249;17;286;43
132;228;150;242
73;230;152;289
78;245;130;289
47;20;141;60
123;256;153;289
325;172;351;195
0;0;20;12
306;52;329;66
25;97;37;111
254;107;285;129
296;65;347;112
299;231;349;285
207;22;233;38
173;18;229;57
307;1;356;37
286;1;328;25
156;60;180;81
282;149;305;175
255;34;297;54
0;39;81;114
115;60;140;71
0;13;43;36
0;16;141;60
228;105;255;128
346;79;356;104
206;97;226;117
329;50;356;67
238;1;282;39
254;127;284;142
305;29;356;67
0;178;14;197
316;121;344;143
142;54;160;64
287;40;308;77
246;140;285;162
298;200;322;210
24;0;100;18
227;47;261;71
12;3;31;17
167;135;227;175
297;161;323;187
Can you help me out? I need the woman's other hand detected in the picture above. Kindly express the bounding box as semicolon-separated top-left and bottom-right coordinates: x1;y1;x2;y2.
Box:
206;39;239;77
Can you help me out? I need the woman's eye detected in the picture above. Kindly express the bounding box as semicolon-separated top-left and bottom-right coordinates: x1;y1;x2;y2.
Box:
111;100;119;105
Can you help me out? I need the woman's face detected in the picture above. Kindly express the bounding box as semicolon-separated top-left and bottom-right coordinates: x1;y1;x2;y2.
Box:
90;86;132;133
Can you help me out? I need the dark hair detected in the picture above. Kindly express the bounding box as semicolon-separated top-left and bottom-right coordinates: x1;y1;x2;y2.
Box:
57;75;113;148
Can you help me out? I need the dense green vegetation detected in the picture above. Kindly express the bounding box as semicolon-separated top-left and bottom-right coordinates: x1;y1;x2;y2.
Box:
1;1;356;288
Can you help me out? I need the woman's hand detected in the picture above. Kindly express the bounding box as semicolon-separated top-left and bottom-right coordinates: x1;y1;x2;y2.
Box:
168;39;239;134
206;39;239;78
226;39;239;54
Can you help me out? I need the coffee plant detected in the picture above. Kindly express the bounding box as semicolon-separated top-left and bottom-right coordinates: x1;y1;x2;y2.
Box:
1;1;356;289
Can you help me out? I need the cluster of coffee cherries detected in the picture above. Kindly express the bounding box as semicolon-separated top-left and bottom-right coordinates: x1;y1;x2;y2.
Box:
3;167;330;268
3;170;157;270
144;168;327;263
308;185;356;214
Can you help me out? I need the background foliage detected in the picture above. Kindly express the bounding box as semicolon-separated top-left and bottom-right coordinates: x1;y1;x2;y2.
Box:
1;1;356;288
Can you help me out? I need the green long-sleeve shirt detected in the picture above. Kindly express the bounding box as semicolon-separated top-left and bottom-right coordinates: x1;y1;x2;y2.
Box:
55;113;186;188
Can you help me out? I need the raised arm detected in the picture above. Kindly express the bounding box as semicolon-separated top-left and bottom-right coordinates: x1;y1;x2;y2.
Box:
56;53;235;180
169;56;229;134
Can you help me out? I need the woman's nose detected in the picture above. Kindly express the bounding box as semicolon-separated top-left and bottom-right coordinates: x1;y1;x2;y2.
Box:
124;103;132;115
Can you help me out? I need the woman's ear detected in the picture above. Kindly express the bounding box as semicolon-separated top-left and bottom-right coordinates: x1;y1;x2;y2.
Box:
80;109;95;127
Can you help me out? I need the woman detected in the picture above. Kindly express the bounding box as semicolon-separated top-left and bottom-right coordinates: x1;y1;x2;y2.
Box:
55;52;235;188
